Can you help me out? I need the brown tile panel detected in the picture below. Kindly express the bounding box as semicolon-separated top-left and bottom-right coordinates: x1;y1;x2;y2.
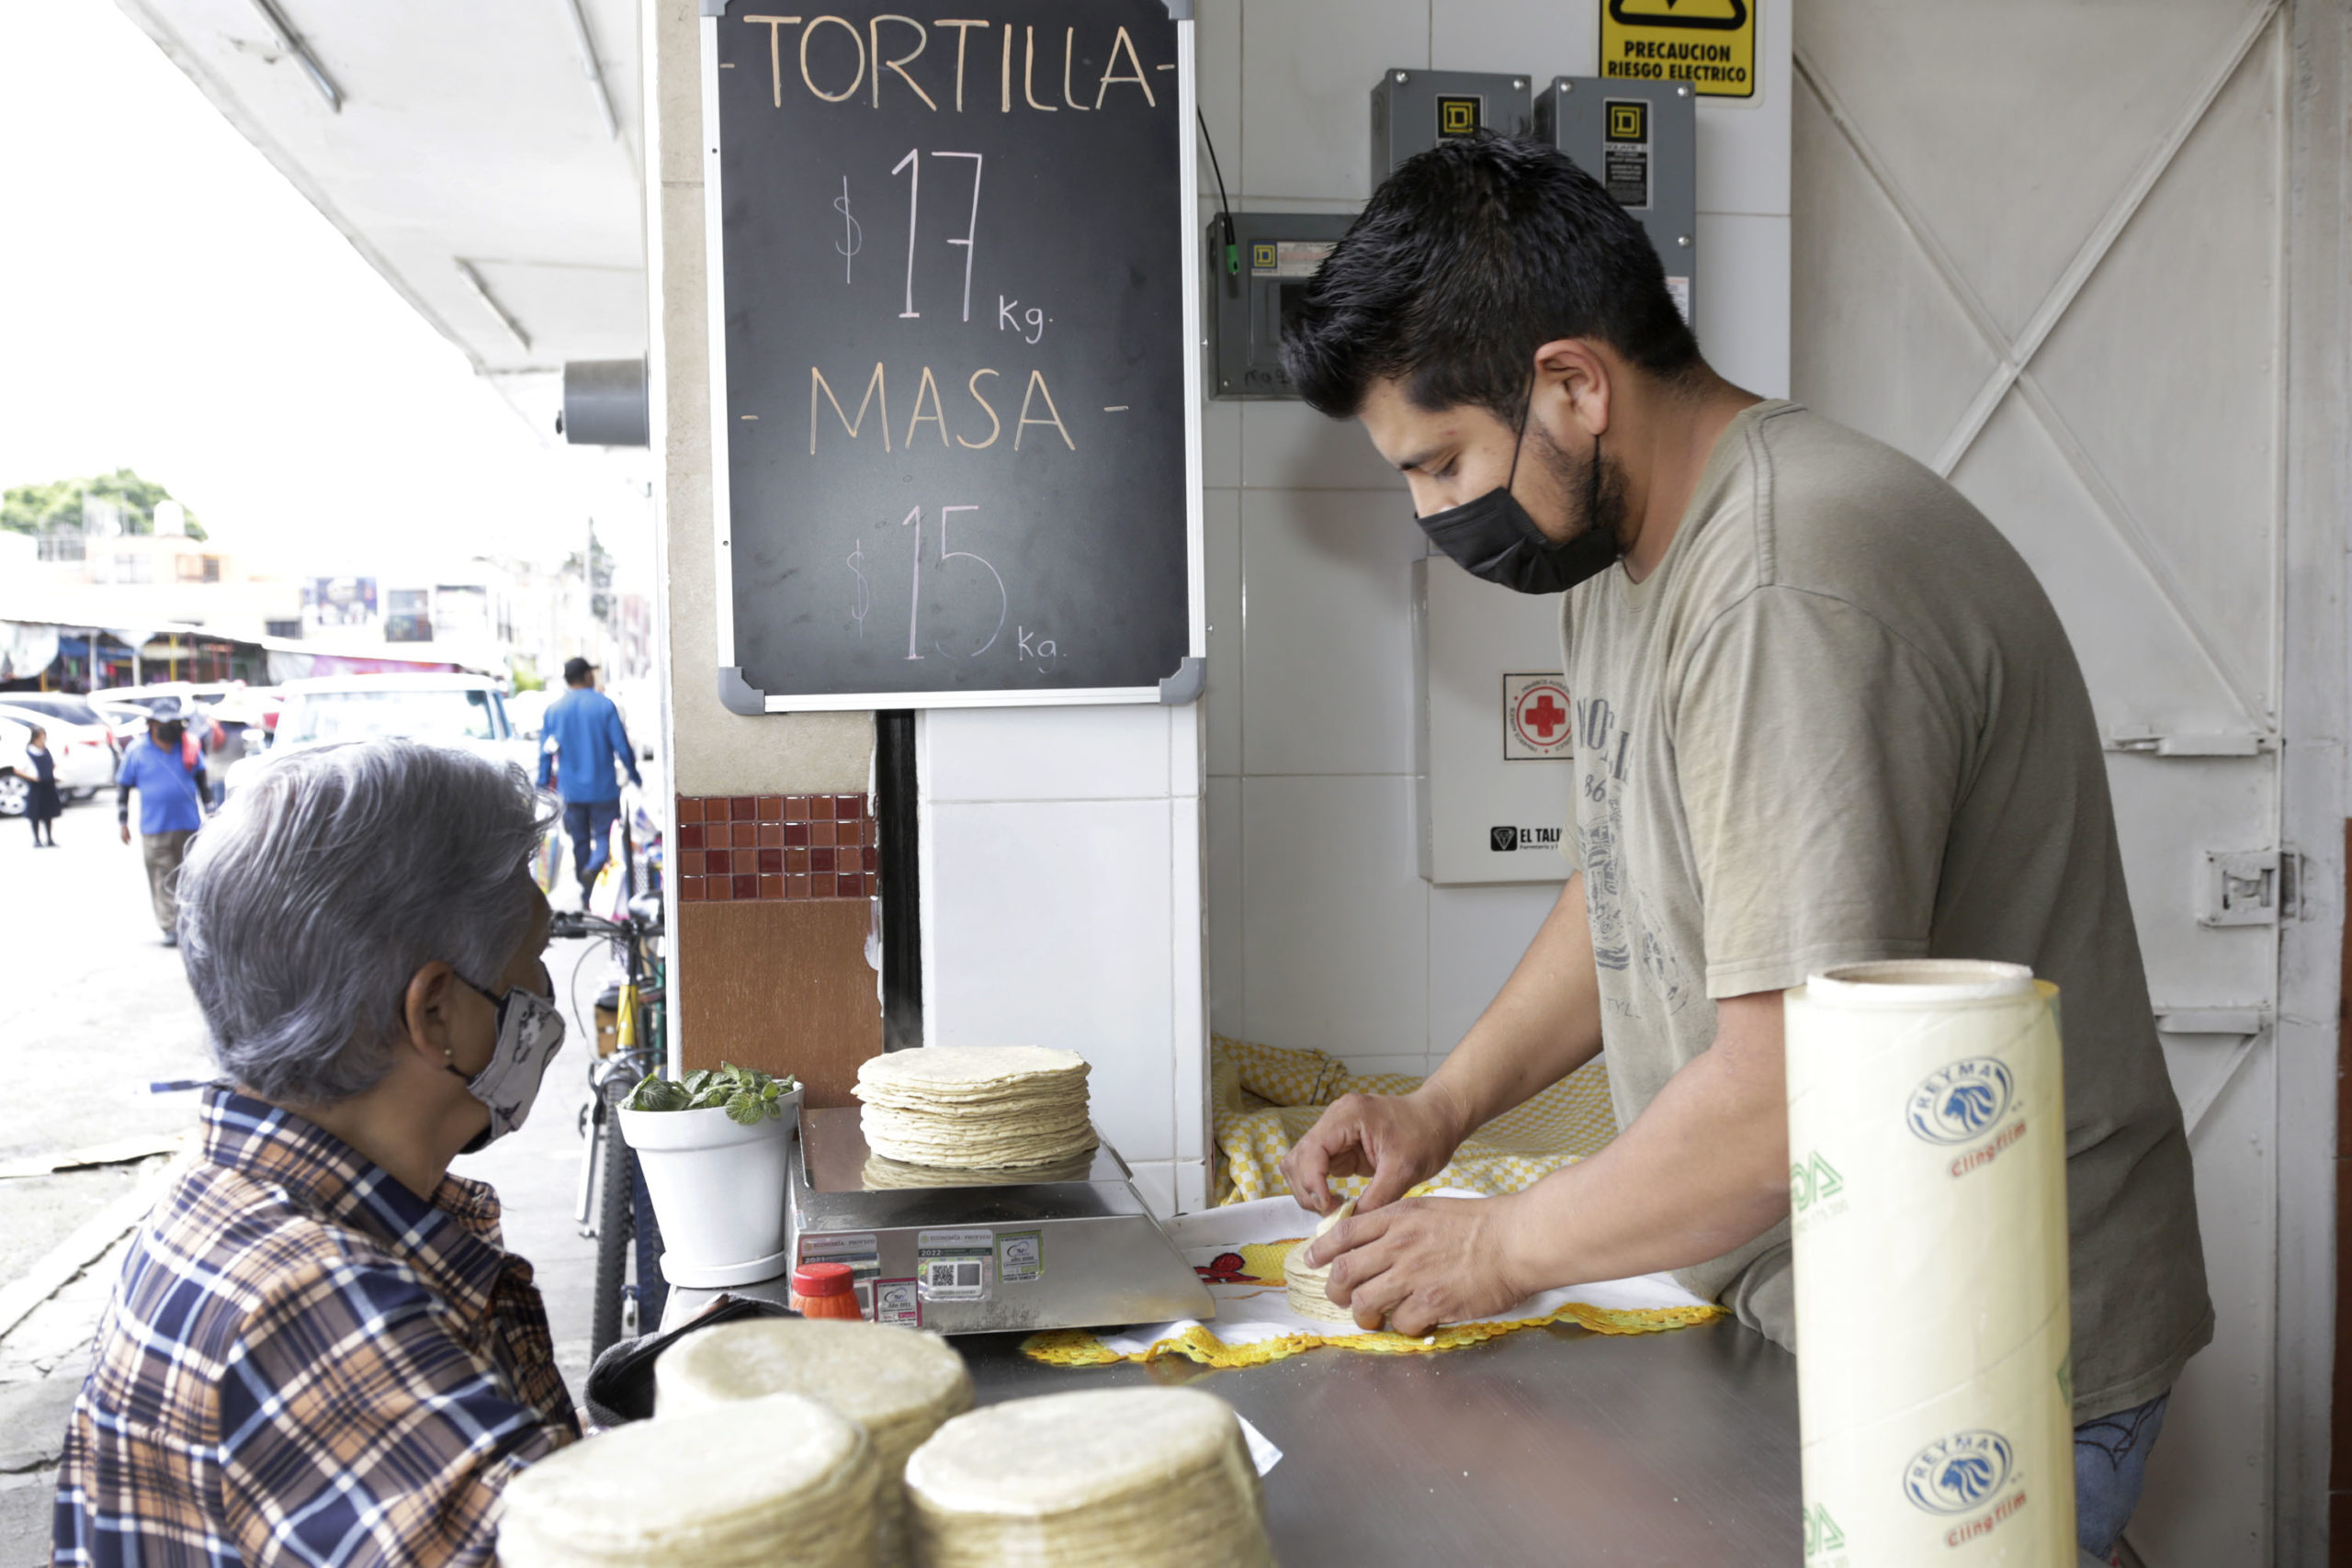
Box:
676;897;880;1109
2336;819;2352;1518
675;794;877;901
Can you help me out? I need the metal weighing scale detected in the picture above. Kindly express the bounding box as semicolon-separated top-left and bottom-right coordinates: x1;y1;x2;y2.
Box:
663;1108;1215;1336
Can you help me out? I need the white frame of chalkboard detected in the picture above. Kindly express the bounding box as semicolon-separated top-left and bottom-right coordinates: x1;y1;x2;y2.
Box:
697;7;1207;712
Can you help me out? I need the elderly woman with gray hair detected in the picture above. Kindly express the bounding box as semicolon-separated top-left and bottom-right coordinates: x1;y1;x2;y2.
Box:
54;739;579;1567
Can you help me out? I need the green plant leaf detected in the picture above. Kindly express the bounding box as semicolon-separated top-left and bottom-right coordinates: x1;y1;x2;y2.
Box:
722;1089;768;1125
682;1069;716;1096
624;1074;689;1112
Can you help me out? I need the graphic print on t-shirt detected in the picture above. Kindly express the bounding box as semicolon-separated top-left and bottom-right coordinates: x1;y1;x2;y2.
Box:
1574;692;1690;1018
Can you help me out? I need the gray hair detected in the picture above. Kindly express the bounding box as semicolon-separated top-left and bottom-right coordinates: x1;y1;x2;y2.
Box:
177;739;555;1105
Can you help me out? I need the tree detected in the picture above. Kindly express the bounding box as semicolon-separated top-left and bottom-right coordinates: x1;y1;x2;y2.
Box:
0;468;206;541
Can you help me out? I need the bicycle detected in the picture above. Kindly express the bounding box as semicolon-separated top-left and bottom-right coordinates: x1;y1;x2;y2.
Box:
552;895;670;1357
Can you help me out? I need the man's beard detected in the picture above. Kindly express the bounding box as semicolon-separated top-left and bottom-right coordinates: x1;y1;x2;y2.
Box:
1529;417;1631;549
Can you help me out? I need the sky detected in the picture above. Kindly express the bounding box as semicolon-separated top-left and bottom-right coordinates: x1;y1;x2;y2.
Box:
0;0;644;582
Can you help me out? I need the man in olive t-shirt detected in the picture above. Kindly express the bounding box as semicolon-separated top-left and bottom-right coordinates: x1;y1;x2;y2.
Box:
1272;136;2210;1562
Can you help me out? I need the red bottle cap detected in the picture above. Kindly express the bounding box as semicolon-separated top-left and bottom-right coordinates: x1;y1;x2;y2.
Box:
791;1261;854;1297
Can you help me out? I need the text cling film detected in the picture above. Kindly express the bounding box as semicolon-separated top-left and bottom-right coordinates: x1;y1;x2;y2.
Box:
1784;961;2075;1564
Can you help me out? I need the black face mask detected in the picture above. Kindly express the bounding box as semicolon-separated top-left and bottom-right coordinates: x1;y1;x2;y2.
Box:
1414;393;1622;594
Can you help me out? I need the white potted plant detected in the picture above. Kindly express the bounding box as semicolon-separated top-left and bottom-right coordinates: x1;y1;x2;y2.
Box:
617;1062;802;1289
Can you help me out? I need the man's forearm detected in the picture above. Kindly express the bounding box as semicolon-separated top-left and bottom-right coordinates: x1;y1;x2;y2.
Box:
1500;990;1791;1289
1419;872;1606;1137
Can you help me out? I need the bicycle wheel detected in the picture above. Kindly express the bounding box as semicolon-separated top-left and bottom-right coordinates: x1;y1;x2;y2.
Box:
630;1160;669;1334
590;1103;635;1357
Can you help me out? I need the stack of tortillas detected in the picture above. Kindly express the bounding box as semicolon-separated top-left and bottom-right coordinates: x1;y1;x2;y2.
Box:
1283;1200;1357;1325
496;1390;879;1567
904;1388;1275;1568
861;1148;1095;1190
855;1046;1095;1171
657;1319;973;1568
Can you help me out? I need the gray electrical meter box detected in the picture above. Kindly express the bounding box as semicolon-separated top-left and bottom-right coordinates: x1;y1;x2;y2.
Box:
1208;210;1356;399
1370;69;1532;184
1536;77;1697;323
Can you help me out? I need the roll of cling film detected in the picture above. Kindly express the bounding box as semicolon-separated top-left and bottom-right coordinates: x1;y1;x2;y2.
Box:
1783;962;2076;1565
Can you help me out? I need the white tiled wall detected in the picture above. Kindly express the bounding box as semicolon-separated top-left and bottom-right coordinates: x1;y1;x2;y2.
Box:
1200;0;1791;1073
918;705;1210;1215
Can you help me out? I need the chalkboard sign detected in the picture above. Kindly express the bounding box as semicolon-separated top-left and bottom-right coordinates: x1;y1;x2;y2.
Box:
703;0;1203;711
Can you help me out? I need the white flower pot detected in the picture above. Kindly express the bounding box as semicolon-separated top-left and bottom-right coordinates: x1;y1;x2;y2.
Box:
618;1087;802;1289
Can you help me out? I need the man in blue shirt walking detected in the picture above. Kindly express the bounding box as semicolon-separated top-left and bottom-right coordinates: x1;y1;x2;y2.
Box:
116;702;209;945
537;657;641;908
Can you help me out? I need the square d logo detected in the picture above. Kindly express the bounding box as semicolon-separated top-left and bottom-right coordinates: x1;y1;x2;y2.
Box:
1250;242;1278;271
1490;825;1520;852
1437;95;1482;137
1606;100;1648;142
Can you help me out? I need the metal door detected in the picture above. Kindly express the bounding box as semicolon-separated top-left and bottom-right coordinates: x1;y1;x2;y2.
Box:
1790;2;2342;1560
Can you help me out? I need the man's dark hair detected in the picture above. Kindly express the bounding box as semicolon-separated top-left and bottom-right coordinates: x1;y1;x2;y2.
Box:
1282;133;1702;421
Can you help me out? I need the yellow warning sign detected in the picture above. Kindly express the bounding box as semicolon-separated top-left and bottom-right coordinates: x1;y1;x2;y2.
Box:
1600;0;1755;99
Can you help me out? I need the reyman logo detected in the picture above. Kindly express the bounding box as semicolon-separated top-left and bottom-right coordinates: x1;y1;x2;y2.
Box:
1489;825;1563;852
1905;1058;2014;1145
1903;1430;2013;1516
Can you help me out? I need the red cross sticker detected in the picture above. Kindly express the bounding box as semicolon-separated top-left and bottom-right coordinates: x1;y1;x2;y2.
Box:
1507;676;1574;758
1522;693;1566;740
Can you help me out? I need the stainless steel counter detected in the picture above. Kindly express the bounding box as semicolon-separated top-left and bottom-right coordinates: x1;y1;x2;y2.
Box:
954;1317;1803;1566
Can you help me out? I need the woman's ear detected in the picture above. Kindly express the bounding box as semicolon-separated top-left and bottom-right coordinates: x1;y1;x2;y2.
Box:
400;962;460;1066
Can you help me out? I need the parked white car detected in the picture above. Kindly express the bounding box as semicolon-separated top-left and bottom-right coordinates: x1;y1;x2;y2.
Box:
228;673;537;795
0;696;116;798
0;717;32;818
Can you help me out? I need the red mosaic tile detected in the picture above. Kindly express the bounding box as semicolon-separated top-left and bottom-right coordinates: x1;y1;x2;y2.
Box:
810;820;837;848
757;848;783;874
786;795;809;819
865;873;879;896
785;822;809;847
758;823;784;848
865;819;880;846
786;847;810;874
812;847;836;874
732;874;758;900
679;851;706;876
836;795;865;823
678;797;705;823
757;795;784;821
810;795;836;820
679;876;706;902
863;846;878;872
787;874;812;898
679;823;704;851
730;795;755;821
725;822;751;849
760;874;785;899
706;849;731;874
707;875;733;903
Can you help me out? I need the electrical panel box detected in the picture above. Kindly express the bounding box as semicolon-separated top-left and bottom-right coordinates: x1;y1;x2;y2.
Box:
1370;69;1533;184
1415;556;1579;886
1207;211;1356;400
1536;76;1698;323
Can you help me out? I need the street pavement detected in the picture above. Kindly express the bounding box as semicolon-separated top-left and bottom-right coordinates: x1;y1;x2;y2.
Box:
0;798;608;1563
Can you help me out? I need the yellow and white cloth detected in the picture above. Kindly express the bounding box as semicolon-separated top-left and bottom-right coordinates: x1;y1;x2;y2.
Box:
1023;1194;1720;1370
1211;1036;1620;1206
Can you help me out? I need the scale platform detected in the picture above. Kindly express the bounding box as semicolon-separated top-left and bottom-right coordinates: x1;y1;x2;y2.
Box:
663;1107;1215;1337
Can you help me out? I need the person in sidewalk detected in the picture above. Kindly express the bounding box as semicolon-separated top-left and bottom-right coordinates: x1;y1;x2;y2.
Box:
25;724;62;846
115;702;208;944
536;656;640;909
54;740;577;1566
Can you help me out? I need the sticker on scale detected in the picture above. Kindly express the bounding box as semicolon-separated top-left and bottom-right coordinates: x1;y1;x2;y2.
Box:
916;1228;994;1302
873;1278;922;1328
997;1230;1044;1285
799;1232;882;1316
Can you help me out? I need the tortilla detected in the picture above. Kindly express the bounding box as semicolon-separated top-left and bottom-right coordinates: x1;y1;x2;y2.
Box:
854;1046;1096;1170
1283;1200;1359;1325
903;1389;1275;1568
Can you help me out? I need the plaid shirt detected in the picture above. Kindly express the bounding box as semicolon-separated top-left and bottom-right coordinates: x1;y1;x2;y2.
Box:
53;1088;579;1565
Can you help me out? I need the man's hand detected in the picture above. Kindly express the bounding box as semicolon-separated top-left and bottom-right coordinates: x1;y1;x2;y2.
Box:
1304;1194;1529;1337
1281;1084;1470;1216
119;822;131;846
